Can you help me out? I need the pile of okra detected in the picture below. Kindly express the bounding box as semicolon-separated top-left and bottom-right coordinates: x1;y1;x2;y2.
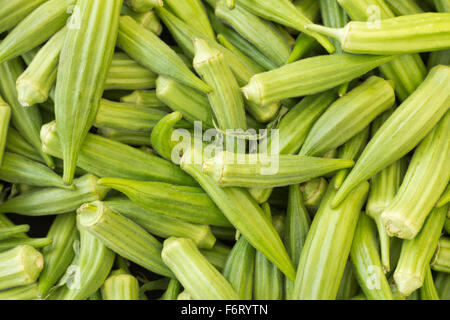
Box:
0;0;448;301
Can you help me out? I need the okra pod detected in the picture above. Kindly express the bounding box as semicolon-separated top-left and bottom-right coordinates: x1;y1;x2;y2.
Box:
350;213;394;300
437;184;450;208
394;205;447;296
5;128;43;164
308;13;450;54
211;226;236;241
431;237;450;273
200;242;231;272
420;266;440;300
0;283;40;300
55;0;122;185
203;152;354;188
293;180;369;299
98;178;230;227
385;0;424;15
242;54;394;106
319;0;349;52
97;128;151;147
101;273;140;300
287;34;321;64
150;112;184;160
125;0;162;13
333;65;450;207
434;0;450;12
336;261;360;300
0;174;110;216
41;121;197;186
162;237;239;300
235;0;335;53
0;0;48;34
0;96;11;165
299;76;394;157
77;201;173;278
0;225;30;241
117;16;210;94
435;273;450;300
38;213;78;297
0;238;52;252
160;279;181;300
0;245;43;291
121;6;162;35
381;112;449;239
120;90;164;108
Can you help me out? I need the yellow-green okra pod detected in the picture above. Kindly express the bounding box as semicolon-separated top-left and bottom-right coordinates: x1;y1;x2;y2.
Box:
150;112;185;160
120;90;164;107
420;266;440;300
0;225;29;241
0;238;52;252
333;65;450;208
162;237;239;300
200;242;231;272
125;0;162;13
101;273;140;300
428;1;450;71
160;279;181;300
0;283;40;300
385;0;425;15
0;96;11;165
299;76;395;157
120;5;162;35
393;206;447;296
381;112;450;239
55;0;122;185
293;180;369;300
77;201;173;278
0;0;48;34
6;128;43;164
437;184;450;208
431;237;450;273
435;273;450;300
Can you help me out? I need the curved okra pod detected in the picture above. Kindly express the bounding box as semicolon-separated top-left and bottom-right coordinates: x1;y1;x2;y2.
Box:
120;90;164;107
162;237;239;300
160;279;182;300
381;112;449;239
55;0;122;185
350;213;394;300
6;127;45;163
0;96;11;165
104;198;216;249
98;178;229;227
287;33;319;64
77;201;173;278
202;151;354;188
431;237;450;273
200;242;231;272
393;205;447;296
293;179;369;300
0;245;43;291
0;0;48;34
125;0;162;13
38;213;78;297
435;272;450;300
180;146;296;280
242;54;395;106
101;273;140;300
420;266;440;300
40;121;197;186
117;16;209;94
0;225;30;241
307;13;450;54
235;0;335;53
120;6;162;35
193;39;247;131
150;112;183;160
0;283;40;300
299;76;394;157
333;65;450;208
0;174;110;216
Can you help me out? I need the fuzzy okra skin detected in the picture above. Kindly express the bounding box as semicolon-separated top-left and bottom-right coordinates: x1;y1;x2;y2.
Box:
299;76;395;157
350;213;394;300
0;0;48;34
98;178;230;227
181;146;296;280
193;39;247;131
162;237;239;300
38;213;78;298
235;0;335;53
333;65;450;208
55;0;122;185
105;198;216;249
117;16;210;94
0;97;11;165
125;0;162;13
394;205;447;296
432;237;450;273
41;121;197;186
101;273;140;300
202;152;354;188
308;13;450;54
0;174;110;216
242;54;394;106
293;180;369;300
0;245;43;291
78;201;173;278
381;111;450;239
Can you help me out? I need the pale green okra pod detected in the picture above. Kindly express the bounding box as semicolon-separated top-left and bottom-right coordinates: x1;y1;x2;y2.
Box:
0;96;11;165
0;283;40;300
420;267;440;300
101;273;140;300
120;5;162;35
0;225;30;241
431;237;450;273
125;0;162;12
120;90;164;107
200;242;232;272
0;0;48;34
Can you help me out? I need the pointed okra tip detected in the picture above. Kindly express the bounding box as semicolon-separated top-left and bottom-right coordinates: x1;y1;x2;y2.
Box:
193;38;222;67
77;201;105;228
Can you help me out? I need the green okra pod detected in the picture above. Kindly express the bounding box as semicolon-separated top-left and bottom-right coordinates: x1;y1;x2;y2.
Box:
308;13;450;54
0;96;11;165
38;213;78;297
420;267;440;300
202;151;354;188
437;184;450;208
5;128;43;164
162;237;239;300
117;16;210;93
181;146;296;280
97;128;151;147
319;0;349;52
0;0;48;34
394;205;447;296
299;76;395;157
101;273;140;300
0;283;40;300
0;174;110;216
211;226;236;241
350;213;394;300
150;112;183;160
435;272;450;300
77;201;173;278
125;0;162;13
0;225;30;241
294;0;321;22
0;245;43;291
293;179;369;300
41;121;197;186
336;261;360;300
434;0;450;12
120;90;164;107
235;0;335;53
287;33;320;64
385;0;424;15
0;0;75;65
0;238;52;252
431;237;450;273
104;198;216;249
381;112;450;239
55;0;122;185
242;54;394;106
98;178;230;227
0;58;53;168
333;65;450;207
445;218;450;235
193;38;247;131
200;242;232;272
160;279;181;300
121;6;162;35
